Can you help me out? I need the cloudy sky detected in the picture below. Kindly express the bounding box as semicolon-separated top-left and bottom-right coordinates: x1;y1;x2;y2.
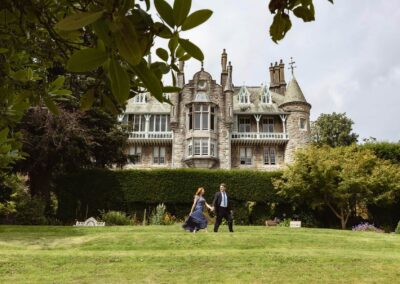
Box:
157;0;400;142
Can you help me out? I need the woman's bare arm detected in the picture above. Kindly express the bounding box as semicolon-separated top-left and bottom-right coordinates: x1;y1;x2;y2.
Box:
189;196;199;214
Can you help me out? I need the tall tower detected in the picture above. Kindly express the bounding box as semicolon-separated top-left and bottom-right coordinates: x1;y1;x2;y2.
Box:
280;74;311;163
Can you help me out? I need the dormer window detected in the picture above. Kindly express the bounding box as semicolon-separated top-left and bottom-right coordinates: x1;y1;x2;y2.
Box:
261;85;272;104
134;93;147;103
163;93;170;100
238;86;250;104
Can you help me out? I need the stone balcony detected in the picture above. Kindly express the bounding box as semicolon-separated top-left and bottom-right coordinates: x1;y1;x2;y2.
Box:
231;132;289;145
128;131;173;145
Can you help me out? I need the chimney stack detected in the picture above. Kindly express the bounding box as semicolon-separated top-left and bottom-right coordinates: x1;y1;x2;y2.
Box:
269;59;287;95
178;60;185;88
221;49;228;87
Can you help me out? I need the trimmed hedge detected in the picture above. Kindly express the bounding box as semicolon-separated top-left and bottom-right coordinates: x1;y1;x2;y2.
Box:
55;169;282;222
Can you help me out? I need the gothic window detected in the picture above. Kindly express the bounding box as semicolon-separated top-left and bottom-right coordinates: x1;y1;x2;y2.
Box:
264;147;276;165
238;86;250;104
240;147;252;165
262;117;274;132
239;117;251;132
128;146;142;164
299;118;307;130
261;86;272;104
153;146;166;164
134;93;147;103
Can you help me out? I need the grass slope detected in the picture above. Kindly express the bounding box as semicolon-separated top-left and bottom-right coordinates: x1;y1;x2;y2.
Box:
0;225;399;283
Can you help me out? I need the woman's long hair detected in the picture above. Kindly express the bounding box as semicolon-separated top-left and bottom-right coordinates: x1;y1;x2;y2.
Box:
195;187;204;196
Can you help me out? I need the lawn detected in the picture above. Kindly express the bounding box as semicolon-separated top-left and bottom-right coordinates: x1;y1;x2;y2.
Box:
0;225;399;283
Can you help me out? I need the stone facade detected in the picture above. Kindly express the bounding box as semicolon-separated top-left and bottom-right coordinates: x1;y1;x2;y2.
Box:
123;50;311;171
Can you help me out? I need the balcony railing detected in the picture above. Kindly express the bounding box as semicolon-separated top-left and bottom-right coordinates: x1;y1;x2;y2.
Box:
128;131;173;144
231;132;289;144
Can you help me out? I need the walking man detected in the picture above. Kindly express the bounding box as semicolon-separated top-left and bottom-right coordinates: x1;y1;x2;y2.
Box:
212;183;233;232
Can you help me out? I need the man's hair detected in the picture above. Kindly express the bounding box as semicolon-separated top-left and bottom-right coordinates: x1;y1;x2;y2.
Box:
220;183;226;188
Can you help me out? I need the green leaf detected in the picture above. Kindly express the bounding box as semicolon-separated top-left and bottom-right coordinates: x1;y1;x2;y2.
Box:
153;22;173;39
115;18;142;66
177;38;204;61
55;11;104;31
0;128;9;141
109;59;130;103
175;45;185;58
154;0;175;28
168;36;179;55
0;48;8;54
179;53;191;61
293;6;315;22
182;9;213;31
163;86;181;93
11;70;28;82
131;59;163;100
67;48;108;72
44;97;59;115
92;19;112;46
173;0;192;27
80;89;95;111
50;76;65;91
270;12;292;43
102;94;118;114
50;89;73;96
156;48;169;61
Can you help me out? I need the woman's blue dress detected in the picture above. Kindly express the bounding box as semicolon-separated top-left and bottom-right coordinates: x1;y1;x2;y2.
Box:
182;196;208;232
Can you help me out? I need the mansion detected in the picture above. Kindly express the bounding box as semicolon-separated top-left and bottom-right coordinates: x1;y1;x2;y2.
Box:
121;50;311;170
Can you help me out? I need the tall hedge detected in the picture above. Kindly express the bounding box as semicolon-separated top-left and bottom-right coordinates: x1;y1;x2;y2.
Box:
55;169;282;222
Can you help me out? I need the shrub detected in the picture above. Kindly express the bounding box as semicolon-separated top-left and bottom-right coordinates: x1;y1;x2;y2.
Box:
55;169;282;222
395;221;400;234
149;203;166;225
15;195;47;225
277;218;291;227
162;212;176;225
352;222;384;233
100;210;131;226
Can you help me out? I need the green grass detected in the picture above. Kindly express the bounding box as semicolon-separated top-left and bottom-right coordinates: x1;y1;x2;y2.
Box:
0;225;399;283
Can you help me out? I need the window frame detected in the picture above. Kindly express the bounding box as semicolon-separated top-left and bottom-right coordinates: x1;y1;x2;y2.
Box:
239;147;252;165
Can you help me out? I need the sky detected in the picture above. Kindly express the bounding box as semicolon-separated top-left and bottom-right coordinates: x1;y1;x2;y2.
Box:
156;0;400;142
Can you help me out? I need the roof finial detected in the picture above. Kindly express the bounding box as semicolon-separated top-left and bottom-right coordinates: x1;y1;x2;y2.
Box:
288;57;297;76
201;61;204;71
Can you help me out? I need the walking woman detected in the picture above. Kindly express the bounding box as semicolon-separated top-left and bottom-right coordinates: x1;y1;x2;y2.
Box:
182;187;213;233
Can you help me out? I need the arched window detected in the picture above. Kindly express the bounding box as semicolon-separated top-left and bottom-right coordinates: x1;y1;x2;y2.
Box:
238;86;250;104
261;85;271;104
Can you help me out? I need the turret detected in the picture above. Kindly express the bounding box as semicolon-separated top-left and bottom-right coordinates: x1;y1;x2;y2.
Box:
220;49;228;88
224;61;234;125
279;75;311;163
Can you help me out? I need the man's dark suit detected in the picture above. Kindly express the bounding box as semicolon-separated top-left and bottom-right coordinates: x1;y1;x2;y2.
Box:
212;191;233;232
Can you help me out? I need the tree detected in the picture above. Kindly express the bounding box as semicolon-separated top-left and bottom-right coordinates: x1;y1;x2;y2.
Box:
274;145;400;229
361;142;400;164
312;112;358;147
15;104;128;207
